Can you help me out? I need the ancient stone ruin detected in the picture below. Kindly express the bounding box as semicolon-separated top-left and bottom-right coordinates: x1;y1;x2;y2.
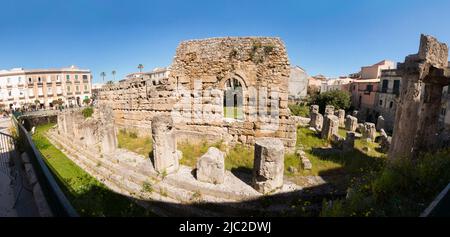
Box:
336;109;345;127
151;115;181;174
343;131;356;152
389;34;450;160
361;122;376;141
196;147;225;184
252;138;285;194
325;105;335;116
57;104;118;154
97;37;297;151
309;105;323;131
321;114;339;140
345;115;358;132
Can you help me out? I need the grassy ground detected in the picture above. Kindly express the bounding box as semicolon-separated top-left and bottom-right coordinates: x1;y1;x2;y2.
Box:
288;104;309;117
32;123;155;217
117;129;152;157
178;141;254;172
117;125;386;188
224;106;243;119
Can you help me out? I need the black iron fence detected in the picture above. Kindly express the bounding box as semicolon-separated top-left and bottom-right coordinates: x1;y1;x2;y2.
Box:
12;116;78;217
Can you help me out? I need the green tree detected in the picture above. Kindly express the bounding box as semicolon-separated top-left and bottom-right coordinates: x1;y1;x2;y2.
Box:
137;64;144;73
310;90;351;114
112;70;116;81
100;72;106;82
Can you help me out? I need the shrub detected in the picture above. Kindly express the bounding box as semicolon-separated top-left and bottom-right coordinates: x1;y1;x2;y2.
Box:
288;104;309;117
321;149;450;217
141;182;153;193
310;90;351;114
82;107;94;118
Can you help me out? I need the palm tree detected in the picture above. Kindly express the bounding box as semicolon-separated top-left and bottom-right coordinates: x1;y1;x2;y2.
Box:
137;64;144;73
112;70;116;81
100;72;106;82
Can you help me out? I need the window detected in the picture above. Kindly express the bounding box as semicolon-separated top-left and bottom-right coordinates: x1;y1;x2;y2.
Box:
381;80;388;93
223;78;243;120
29;78;32;83
75;75;79;80
66;75;70;81
393;80;400;95
38;77;41;83
67;86;71;92
48;87;52;94
56;75;60;82
82;75;88;80
366;85;373;92
76;86;79;92
389;101;394;108
8;91;11;96
18;77;22;83
379;100;383;106
7;78;10;84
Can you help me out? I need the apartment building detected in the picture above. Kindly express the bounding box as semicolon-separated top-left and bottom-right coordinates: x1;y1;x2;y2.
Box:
350;60;396;122
0;66;92;110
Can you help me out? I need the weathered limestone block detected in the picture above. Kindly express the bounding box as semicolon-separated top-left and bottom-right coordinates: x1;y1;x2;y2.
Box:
98;103;118;154
376;116;385;131
389;35;450;160
252;138;285;194
310;105;319;114
336;109;345;127
345;115;358;132
362;122;376;141
378;130;392;153
325;105;335;116
343;132;356;152
292;116;311;127
321;115;339;140
151;115;179;174
196;147;225;184
309;112;323;131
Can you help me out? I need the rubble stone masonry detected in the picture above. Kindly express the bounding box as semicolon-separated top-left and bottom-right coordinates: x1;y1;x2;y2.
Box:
98;37;297;150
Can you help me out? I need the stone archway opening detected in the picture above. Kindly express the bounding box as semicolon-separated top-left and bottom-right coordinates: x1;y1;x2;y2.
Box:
223;78;243;120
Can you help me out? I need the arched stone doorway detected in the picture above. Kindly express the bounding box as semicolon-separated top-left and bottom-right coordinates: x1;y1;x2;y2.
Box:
223;78;244;120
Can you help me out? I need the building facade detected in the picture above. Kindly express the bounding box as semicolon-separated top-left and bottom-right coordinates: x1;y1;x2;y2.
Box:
0;66;92;110
320;77;353;94
374;69;401;132
288;66;309;101
350;60;396;122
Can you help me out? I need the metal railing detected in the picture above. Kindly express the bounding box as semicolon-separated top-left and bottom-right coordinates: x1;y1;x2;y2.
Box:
421;183;450;217
12;116;78;217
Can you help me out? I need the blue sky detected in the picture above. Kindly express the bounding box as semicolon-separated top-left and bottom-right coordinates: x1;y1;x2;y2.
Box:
0;0;449;83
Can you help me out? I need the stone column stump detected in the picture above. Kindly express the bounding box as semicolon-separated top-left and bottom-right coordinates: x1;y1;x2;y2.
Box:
252;138;285;194
196;147;225;184
321;115;339;140
345;115;358;132
151;115;180;174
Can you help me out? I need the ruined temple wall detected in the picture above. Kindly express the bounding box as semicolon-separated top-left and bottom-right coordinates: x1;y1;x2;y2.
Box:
97;37;297;149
